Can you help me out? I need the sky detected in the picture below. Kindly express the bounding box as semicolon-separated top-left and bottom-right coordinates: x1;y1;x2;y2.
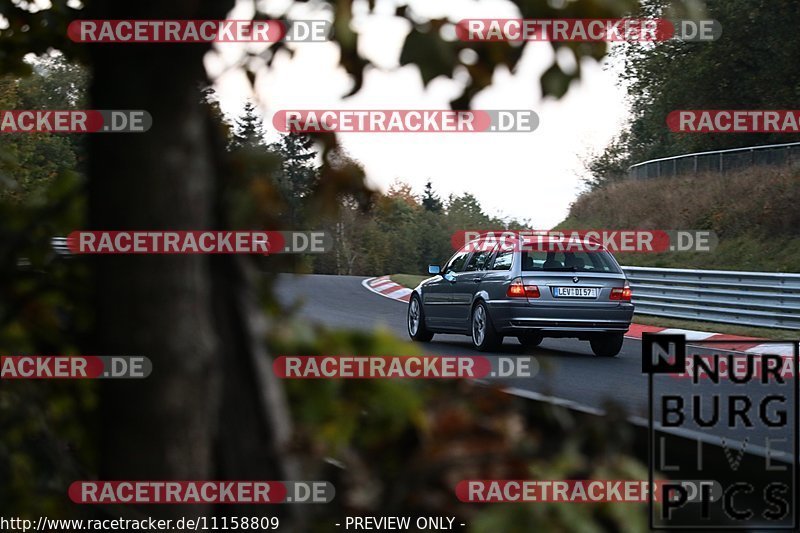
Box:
206;0;630;229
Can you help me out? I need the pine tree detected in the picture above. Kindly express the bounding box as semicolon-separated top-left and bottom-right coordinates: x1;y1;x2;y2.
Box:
421;180;442;212
201;87;231;145
230;101;264;149
268;133;319;226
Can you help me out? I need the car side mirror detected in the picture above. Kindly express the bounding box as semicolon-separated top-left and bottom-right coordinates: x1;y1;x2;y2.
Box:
428;265;441;274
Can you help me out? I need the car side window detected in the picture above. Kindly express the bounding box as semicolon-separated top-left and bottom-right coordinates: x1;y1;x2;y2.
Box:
464;250;492;271
444;249;470;273
491;248;514;270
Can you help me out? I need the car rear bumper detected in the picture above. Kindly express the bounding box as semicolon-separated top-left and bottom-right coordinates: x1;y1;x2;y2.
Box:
486;301;634;335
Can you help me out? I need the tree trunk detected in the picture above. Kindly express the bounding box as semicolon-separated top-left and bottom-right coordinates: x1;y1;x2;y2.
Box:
86;0;296;522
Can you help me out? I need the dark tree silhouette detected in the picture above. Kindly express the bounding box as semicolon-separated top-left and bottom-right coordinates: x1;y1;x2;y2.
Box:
230;101;265;150
85;0;295;523
268;133;318;226
421;180;442;213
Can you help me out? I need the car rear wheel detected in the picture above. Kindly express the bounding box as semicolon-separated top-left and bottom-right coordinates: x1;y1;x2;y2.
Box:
471;301;502;351
590;333;624;357
408;294;434;342
517;333;543;349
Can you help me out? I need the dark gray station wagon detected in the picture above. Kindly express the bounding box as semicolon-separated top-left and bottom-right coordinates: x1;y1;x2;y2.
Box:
407;236;634;356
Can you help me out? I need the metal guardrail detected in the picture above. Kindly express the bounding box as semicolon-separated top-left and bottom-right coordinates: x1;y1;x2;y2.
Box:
628;141;800;179
621;266;800;330
35;238;800;330
16;237;72;267
51;236;71;256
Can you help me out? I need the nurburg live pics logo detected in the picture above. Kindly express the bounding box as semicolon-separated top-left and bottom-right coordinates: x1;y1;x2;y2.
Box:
642;333;799;530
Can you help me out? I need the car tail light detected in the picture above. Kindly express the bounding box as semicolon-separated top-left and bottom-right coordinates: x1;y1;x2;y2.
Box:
507;278;540;299
507;278;525;297
610;282;632;301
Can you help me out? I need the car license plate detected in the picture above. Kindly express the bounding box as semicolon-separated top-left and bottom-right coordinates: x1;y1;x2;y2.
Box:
553;287;598;298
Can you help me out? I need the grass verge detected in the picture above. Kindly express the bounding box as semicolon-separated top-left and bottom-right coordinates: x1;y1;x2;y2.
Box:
390;274;427;289
558;165;800;272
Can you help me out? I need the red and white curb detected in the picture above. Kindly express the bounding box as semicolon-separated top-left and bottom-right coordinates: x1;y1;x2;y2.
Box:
362;276;793;356
362;276;412;303
626;324;794;356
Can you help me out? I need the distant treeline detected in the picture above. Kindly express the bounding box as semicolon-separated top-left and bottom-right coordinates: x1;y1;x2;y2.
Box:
587;0;800;189
2;58;526;278
221;97;529;277
311;180;528;276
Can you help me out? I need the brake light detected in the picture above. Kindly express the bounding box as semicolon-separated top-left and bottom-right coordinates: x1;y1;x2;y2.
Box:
507;278;525;297
507;278;540;299
610;283;632;301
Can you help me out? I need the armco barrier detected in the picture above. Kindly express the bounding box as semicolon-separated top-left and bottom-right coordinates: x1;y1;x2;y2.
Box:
46;238;800;330
51;236;71;256
622;266;800;330
628;141;800;179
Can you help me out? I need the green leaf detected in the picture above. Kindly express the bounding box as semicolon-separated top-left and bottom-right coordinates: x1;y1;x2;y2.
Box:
540;62;573;99
400;26;458;86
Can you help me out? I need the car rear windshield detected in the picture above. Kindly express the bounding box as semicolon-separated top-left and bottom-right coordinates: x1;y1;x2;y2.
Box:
521;250;621;273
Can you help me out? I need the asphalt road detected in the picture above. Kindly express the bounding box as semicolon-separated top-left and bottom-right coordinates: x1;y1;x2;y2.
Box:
275;274;796;458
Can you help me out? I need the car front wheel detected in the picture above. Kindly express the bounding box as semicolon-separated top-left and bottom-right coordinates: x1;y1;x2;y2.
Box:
408;294;434;342
590;333;624;357
471;301;502;351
